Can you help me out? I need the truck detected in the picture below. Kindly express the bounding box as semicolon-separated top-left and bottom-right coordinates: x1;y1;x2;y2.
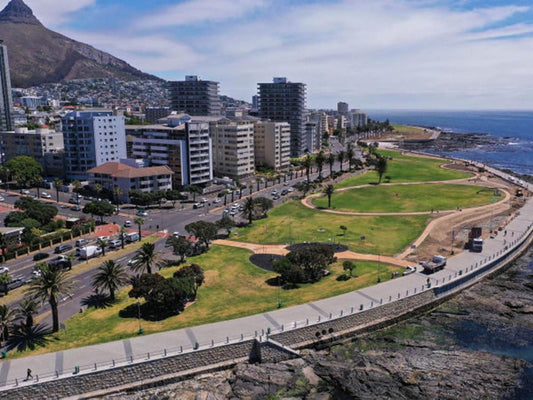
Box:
467;227;483;252
420;255;447;274
78;245;102;260
124;232;139;243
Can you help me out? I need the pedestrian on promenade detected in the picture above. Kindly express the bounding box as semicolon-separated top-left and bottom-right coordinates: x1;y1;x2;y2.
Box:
26;368;32;381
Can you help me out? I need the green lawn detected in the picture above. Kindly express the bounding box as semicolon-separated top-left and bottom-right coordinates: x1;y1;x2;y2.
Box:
312;184;499;213
391;124;426;134
336;150;471;188
232;201;428;256
11;245;401;357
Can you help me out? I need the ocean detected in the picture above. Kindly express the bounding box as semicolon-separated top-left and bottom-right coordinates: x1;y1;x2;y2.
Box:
366;110;533;176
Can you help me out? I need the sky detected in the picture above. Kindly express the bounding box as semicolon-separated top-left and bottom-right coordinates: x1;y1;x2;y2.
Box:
12;0;533;110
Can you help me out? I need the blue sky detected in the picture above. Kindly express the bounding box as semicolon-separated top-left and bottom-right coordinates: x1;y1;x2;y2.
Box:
15;0;533;109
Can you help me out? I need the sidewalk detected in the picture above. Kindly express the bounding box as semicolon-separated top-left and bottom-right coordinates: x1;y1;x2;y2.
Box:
1;175;531;390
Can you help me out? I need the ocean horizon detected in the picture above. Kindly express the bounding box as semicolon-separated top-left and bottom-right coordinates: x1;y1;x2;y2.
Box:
366;109;533;176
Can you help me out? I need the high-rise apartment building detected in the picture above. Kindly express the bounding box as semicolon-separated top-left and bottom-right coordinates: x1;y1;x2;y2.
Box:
258;77;307;157
0;42;14;131
62;111;126;181
169;75;222;116
254;121;291;171
126;114;213;188
337;101;349;115
208;111;256;179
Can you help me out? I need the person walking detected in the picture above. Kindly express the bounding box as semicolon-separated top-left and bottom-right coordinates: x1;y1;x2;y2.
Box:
26;368;33;381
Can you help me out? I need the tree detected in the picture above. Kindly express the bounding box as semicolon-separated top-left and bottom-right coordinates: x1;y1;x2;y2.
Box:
83;201;115;223
92;260;128;301
165;235;192;263
0;165;10;191
119;226;126;249
131;242;160;274
376;156;388;184
72;180;82;203
94;183;103;199
323;184;335;208
315;151;325;178
96;238;107;257
187;185;202;202
342;260;356;277
173;264;205;298
216;215;235;236
17;297;39;328
346;143;354;170
241;196;255;225
0;304;16;344
53;178;63;203
129;189;153;207
25;264;73;333
134;217;144;240
337;150;345;173
185;221;217;249
254;197;273;217
327;153;335;178
113;186;122;211
303;154;313;182
165;190;185;208
4;156;43;192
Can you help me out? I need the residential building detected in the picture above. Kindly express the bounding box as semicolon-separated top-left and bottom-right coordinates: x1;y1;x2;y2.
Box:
208;111;256;179
145;106;171;123
169;75;222;116
258;77;307;157
308;111;328;151
305;122;319;154
62;110;126;181
337;101;349;115
0;42;13;131
349;109;368;128
0;127;64;176
88;162;173;203
254;121;291;171
126;114;213;188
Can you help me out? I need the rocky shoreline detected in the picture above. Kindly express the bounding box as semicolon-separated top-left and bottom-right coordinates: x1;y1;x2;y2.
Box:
105;246;533;400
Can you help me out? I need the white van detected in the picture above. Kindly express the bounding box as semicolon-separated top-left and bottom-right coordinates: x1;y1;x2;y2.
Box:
75;238;89;247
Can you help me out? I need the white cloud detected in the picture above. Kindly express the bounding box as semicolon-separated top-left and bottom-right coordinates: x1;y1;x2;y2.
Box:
137;0;268;29
24;0;96;26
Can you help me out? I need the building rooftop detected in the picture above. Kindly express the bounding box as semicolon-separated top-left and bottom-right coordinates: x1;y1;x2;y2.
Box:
88;162;173;179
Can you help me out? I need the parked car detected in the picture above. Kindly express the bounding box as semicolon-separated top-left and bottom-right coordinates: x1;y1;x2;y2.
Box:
41;192;52;199
402;265;417;276
54;244;73;254
33;252;50;261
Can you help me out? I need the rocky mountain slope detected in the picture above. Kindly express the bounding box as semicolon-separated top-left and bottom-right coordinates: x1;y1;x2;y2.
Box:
0;0;158;87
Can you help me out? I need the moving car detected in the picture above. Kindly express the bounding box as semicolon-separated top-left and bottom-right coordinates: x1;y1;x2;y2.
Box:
54;244;73;254
124;220;132;227
41;192;52;199
71;205;82;211
108;239;122;248
136;211;148;216
0;195;4;202
0;266;9;274
21;189;30;195
33;252;50;261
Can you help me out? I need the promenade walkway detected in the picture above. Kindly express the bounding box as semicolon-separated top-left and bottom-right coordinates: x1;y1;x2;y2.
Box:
0;168;531;391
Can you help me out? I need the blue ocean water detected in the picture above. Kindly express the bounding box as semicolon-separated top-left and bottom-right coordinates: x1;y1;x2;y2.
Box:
367;110;533;176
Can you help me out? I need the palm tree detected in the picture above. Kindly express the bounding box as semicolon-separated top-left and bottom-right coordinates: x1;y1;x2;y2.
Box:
119;226;126;249
346;143;354;170
0;166;9;192
0;304;16;344
187;185;202;202
131;242;159;274
34;175;43;198
94;183;103;200
17;297;39;328
376;156;388;184
315;151;325;178
337;150;345;173
327;153;335;178
113;186;122;213
96;238;107;257
92;260;128;301
25;264;73;333
134;217;144;241
241;196;255;225
303;154;313;182
323;184;335;208
72;180;82;204
53;178;63;203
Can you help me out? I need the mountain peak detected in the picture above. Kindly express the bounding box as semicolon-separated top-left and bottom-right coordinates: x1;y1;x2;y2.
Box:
0;0;42;25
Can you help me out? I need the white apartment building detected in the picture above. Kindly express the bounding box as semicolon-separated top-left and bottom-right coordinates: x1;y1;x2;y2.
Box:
62;111;126;181
254;121;291;171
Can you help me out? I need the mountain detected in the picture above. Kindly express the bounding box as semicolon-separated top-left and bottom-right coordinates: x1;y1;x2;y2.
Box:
0;0;159;87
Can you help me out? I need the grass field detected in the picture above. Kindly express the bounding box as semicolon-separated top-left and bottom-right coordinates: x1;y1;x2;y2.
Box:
312;184;500;213
10;245;401;357
232;201;428;256
391;124;426;134
336;150;471;188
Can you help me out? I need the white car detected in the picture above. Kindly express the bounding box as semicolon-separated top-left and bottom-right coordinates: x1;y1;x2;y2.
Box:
402;265;418;276
0;266;9;274
41;192;52;199
21;189;30;195
172;231;180;237
124;220;132;227
0;195;4;202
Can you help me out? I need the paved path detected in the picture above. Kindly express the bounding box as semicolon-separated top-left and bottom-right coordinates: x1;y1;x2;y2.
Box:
0;166;531;390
